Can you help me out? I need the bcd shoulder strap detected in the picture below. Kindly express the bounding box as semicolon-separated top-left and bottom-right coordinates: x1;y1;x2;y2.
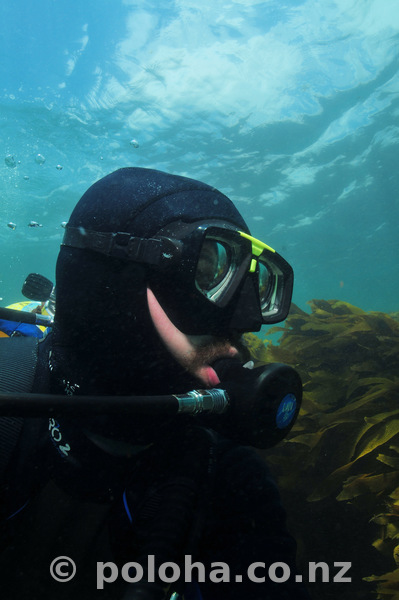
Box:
0;336;39;482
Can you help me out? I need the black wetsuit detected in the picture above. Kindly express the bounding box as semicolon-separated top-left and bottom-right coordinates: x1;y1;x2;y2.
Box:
0;336;310;600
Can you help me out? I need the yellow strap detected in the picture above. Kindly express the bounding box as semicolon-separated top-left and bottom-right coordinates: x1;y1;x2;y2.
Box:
239;231;275;255
239;231;275;273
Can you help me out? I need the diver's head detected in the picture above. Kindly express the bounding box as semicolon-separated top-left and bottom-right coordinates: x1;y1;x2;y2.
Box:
56;168;292;336
52;167;293;399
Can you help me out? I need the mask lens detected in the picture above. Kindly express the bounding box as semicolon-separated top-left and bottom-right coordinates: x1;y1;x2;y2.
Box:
195;239;231;299
258;261;272;308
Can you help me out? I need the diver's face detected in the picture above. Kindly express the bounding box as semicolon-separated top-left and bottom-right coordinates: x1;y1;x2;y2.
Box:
147;287;239;387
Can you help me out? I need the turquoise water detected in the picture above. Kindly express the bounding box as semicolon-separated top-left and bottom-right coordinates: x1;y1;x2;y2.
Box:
1;0;398;315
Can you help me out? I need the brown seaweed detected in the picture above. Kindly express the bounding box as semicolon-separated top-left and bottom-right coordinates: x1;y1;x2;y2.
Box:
243;300;399;599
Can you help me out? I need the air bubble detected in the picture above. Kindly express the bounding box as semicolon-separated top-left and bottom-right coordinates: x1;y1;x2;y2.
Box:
35;154;46;165
130;139;139;148
56;164;63;170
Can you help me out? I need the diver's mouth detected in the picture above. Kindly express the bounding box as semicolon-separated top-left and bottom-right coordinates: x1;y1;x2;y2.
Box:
191;343;241;387
194;344;241;387
197;364;221;387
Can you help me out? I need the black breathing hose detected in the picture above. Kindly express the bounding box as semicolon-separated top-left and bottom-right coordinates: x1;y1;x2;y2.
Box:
0;392;180;418
0;306;52;327
0;359;302;449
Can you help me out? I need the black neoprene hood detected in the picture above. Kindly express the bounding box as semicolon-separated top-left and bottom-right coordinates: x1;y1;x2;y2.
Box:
67;167;249;236
60;167;262;336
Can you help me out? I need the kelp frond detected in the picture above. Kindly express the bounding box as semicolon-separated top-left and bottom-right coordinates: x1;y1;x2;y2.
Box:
243;299;399;599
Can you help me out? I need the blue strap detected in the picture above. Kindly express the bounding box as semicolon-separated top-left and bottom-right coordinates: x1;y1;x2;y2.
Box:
0;319;43;338
123;489;133;524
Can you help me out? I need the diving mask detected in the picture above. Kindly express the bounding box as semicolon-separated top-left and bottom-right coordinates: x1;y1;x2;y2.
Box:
62;221;293;334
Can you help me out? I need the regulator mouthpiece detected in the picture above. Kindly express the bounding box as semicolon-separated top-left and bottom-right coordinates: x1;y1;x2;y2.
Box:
210;358;302;448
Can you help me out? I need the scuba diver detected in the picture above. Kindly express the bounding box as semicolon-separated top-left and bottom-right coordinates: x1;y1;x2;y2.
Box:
0;167;310;599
